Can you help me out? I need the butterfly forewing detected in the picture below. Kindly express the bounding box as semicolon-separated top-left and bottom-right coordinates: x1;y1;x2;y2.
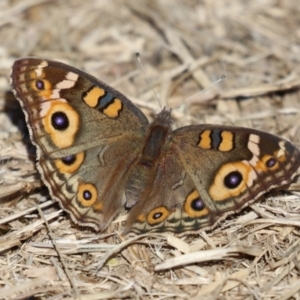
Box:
11;58;148;231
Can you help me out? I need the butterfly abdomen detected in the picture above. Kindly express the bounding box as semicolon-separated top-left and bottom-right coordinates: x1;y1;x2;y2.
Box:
125;116;172;208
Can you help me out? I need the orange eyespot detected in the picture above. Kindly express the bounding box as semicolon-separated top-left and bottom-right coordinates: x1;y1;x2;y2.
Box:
184;190;209;217
55;152;85;174
43;100;80;148
77;183;98;207
147;206;170;225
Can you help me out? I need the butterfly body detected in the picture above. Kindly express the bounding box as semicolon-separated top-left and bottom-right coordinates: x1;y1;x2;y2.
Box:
11;58;300;234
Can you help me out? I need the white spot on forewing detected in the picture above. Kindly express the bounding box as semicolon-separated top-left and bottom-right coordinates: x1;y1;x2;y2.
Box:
50;89;60;99
247;154;264;175
243;160;258;187
248;134;260;156
39;101;51;118
35;61;48;78
248;154;259;167
249;134;260;143
55;72;79;89
66;72;79;81
277;141;286;158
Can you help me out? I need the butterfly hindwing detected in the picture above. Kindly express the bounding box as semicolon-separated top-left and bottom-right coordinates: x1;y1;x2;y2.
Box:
127;124;300;233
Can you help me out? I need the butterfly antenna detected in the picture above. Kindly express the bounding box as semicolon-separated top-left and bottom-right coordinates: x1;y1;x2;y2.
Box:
136;52;163;110
175;74;227;110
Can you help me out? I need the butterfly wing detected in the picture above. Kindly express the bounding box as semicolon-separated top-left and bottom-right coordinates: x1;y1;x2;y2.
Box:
11;58;149;230
128;124;300;233
11;58;300;234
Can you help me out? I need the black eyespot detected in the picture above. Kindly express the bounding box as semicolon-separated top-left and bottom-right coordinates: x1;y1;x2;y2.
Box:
153;212;163;219
266;157;276;168
83;190;92;200
191;197;205;211
51;112;69;130
61;155;76;165
224;171;243;189
36;80;44;90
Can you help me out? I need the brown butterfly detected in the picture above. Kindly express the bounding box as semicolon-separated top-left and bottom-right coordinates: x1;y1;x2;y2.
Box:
10;58;300;234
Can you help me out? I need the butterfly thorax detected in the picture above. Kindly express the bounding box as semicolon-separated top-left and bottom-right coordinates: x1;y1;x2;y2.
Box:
125;109;173;208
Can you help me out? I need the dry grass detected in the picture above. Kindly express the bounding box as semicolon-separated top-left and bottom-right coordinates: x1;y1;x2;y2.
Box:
1;0;300;299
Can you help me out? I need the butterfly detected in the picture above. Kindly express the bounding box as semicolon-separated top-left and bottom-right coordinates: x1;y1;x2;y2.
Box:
10;58;300;234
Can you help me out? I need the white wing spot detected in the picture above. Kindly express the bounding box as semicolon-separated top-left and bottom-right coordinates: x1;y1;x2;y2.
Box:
277;141;286;158
55;72;79;89
243;160;258;186
248;134;260;156
50;89;60;99
35;61;48;78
